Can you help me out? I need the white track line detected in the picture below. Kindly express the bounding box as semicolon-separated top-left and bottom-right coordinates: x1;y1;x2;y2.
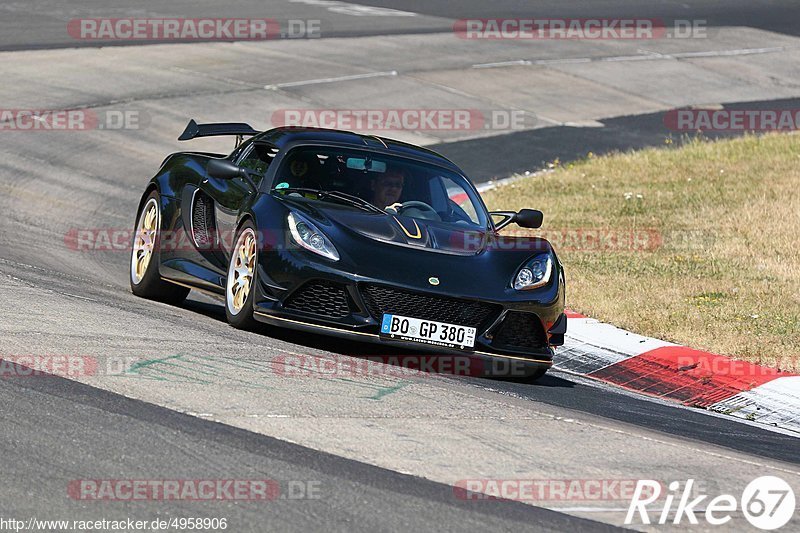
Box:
264;70;397;90
472;46;786;69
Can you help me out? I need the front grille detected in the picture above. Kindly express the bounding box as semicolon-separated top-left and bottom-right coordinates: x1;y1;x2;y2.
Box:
284;282;352;318
491;312;547;351
360;284;501;330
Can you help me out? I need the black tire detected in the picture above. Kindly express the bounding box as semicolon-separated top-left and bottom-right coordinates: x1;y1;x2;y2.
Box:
129;190;190;305
225;221;260;330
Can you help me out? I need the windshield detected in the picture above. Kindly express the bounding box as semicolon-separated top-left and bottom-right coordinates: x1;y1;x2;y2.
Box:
270;146;488;228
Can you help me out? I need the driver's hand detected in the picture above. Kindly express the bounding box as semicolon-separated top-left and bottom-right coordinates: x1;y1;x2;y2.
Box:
384;202;403;214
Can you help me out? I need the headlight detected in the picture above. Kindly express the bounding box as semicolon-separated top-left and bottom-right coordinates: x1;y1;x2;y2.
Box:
513;254;553;290
287;212;340;261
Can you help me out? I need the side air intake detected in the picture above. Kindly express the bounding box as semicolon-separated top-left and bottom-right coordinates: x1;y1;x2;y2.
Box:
191;191;216;249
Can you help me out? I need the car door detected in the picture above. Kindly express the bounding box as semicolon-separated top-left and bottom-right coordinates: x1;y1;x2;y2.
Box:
181;141;277;276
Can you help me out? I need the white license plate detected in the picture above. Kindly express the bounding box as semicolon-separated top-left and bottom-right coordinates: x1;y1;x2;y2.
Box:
380;314;476;350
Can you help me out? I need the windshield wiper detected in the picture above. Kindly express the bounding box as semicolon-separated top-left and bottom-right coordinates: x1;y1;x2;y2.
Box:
272;187;385;215
322;190;386;214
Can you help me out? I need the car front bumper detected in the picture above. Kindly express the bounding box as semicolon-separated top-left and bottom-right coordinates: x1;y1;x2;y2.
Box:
252;248;566;373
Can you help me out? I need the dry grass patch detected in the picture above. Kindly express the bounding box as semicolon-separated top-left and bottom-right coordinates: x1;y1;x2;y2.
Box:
482;133;800;370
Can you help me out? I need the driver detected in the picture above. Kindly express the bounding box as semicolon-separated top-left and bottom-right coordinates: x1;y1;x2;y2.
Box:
283;151;322;190
370;167;405;209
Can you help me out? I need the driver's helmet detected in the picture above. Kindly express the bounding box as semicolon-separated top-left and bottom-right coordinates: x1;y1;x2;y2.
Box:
284;152;322;189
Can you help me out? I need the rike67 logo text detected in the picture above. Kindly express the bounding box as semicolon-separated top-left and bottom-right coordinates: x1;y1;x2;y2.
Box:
627;477;795;530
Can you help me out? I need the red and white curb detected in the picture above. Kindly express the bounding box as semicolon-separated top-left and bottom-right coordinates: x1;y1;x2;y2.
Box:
557;311;799;434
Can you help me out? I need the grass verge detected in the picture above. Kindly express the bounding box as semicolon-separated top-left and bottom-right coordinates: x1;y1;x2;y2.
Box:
482;133;799;370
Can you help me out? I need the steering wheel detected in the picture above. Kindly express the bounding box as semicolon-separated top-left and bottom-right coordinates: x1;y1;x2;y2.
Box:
396;201;440;220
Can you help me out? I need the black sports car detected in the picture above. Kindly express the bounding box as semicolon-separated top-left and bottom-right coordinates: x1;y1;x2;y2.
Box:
130;120;566;379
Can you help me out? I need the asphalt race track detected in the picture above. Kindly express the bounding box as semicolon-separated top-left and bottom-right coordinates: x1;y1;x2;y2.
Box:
1;363;615;531
3;0;800;50
1;1;799;531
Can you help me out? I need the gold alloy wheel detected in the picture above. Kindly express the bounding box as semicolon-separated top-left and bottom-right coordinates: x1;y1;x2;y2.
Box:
131;198;158;284
227;228;257;314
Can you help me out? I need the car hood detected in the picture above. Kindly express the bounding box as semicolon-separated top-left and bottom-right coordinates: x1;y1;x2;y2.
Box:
278;198;484;255
284;200;551;257
334;209;494;255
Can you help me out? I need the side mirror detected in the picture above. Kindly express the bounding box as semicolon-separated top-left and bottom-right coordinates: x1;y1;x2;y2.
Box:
490;209;544;230
207;158;243;180
513;209;543;229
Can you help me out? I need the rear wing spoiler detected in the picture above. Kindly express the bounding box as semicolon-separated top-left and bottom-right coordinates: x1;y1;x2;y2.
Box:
178;119;259;147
